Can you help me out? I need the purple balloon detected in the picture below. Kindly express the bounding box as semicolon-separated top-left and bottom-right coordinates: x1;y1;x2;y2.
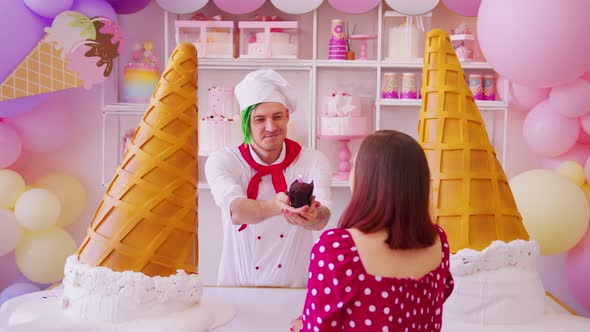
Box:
0;254;19;291
0;94;47;119
0;1;48;82
24;0;74;19
442;0;481;17
106;0;151;14
71;0;117;21
0;282;41;305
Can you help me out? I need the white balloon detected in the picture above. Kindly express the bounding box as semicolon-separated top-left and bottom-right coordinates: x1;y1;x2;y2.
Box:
14;189;61;231
155;0;209;14
0;170;26;209
385;0;439;15
33;173;87;227
270;0;324;14
0;209;23;256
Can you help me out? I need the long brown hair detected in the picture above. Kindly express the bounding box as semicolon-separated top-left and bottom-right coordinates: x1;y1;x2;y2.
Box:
339;130;437;249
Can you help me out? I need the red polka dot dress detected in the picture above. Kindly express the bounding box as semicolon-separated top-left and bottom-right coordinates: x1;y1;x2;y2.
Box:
300;226;454;332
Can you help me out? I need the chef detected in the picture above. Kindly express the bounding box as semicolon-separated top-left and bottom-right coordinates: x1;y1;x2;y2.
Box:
205;68;332;287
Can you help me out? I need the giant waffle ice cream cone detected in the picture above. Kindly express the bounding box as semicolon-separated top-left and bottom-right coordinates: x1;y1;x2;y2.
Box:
77;42;199;277
0;36;83;101
418;29;529;253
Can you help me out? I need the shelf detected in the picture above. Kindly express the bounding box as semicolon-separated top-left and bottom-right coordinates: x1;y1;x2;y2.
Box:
316;60;378;69
198;58;313;70
103;103;149;114
381;59;493;70
380;99;508;110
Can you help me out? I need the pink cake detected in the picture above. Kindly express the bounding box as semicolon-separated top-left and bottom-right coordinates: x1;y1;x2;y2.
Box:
199;87;241;155
123;42;159;103
320;91;368;136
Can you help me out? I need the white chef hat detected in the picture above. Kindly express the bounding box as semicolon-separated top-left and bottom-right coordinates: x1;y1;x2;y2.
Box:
234;68;297;113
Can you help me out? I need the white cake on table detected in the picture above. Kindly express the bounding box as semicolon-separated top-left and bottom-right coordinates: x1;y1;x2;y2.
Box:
320;91;368;136
199;86;240;156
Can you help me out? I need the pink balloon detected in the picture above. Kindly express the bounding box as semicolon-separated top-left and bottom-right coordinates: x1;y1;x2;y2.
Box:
581;70;590;83
580;113;590;134
510;81;550;111
577;129;590;144
0;122;23;168
5;96;74;153
523;100;580;157
212;0;265;14
478;0;590;88
8;149;31;172
442;0;481;17
328;0;381;14
71;0;117;21
24;0;74;19
549;79;590;118
542;143;590;169
566;227;590;312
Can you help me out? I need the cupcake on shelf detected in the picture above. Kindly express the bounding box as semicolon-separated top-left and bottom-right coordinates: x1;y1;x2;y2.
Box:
122;41;160;103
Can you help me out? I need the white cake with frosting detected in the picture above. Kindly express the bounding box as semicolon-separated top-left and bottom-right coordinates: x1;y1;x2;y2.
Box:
320;92;368;136
247;32;296;58
199;86;241;155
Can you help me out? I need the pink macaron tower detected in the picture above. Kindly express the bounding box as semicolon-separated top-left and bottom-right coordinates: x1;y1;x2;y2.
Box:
329;19;347;60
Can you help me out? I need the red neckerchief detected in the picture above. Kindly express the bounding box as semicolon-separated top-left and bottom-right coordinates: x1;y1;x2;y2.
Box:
237;138;302;231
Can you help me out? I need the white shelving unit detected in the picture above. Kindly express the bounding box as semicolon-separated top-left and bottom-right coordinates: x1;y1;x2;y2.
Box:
100;1;509;188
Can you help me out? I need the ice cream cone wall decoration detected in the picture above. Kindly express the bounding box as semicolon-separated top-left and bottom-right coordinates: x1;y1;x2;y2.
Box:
77;42;199;277
417;29;529;253
0;11;123;103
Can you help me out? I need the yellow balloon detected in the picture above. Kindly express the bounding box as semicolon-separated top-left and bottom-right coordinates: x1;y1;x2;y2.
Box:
0;169;26;209
510;169;590;255
15;227;77;284
14;188;61;231
555;161;586;186
33;173;87;227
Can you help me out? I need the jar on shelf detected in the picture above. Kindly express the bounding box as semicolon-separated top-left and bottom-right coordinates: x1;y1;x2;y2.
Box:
329;19;347;60
400;72;417;99
483;74;496;101
468;74;483;100
381;72;399;99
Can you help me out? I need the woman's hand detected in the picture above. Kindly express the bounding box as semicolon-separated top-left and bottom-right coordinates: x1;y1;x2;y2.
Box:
289;317;303;332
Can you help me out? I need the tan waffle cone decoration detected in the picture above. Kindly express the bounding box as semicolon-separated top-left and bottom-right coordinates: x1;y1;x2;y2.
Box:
418;29;529;253
77;43;199;277
0;36;83;101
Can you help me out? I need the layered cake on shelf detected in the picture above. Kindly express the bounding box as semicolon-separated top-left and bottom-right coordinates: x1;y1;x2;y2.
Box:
122;42;159;103
319;91;368;136
247;32;297;58
418;29;590;332
199;86;241;156
195;31;233;58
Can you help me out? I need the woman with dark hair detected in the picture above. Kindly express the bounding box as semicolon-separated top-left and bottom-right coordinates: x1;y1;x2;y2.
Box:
291;130;454;332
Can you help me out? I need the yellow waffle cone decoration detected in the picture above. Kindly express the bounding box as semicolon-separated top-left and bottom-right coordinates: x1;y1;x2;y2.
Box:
0;36;83;101
418;29;528;253
77;43;199;277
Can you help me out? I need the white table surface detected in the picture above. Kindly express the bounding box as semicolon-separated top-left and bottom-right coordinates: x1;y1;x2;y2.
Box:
0;286;574;332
